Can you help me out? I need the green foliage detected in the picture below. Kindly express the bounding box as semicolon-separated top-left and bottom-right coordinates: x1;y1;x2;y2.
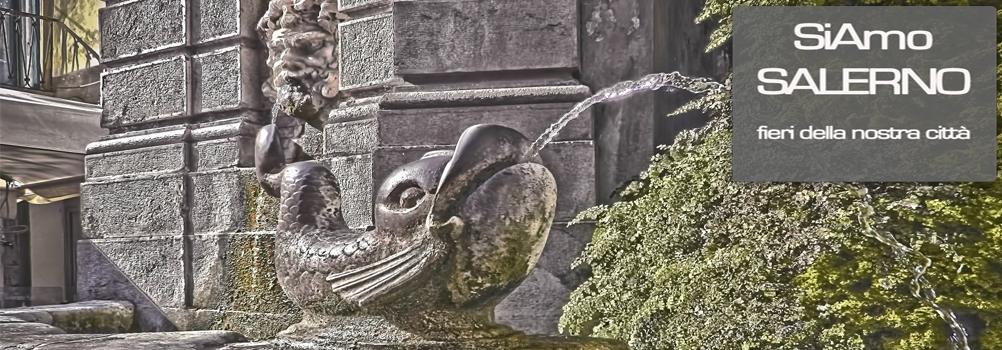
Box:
560;2;1002;349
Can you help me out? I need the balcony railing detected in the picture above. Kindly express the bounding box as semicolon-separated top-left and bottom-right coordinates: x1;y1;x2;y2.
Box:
0;7;98;91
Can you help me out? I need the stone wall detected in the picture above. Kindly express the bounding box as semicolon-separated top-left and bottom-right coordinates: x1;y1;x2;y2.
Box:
80;0;729;340
81;0;597;339
78;0;298;339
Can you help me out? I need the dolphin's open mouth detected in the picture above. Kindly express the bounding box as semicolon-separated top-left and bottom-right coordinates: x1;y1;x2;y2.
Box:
428;124;536;225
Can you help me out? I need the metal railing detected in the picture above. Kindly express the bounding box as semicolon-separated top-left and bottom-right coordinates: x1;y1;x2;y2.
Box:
0;7;98;91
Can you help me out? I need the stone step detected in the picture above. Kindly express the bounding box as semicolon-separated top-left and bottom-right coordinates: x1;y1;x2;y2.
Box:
0;330;247;350
0;300;134;333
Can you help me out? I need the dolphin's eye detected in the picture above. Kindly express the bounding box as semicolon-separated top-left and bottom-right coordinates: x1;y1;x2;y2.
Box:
398;187;425;209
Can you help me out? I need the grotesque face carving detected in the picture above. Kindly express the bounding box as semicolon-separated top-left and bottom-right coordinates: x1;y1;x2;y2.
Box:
257;0;342;129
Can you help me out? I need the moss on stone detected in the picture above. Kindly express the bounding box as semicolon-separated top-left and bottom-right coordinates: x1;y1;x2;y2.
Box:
559;2;1002;349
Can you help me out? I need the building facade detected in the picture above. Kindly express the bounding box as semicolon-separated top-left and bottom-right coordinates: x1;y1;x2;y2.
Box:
75;0;729;339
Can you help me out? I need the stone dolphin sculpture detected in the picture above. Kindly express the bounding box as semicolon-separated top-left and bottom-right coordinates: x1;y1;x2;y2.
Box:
256;120;602;347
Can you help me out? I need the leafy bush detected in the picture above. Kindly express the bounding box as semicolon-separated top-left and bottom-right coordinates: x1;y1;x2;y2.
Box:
559;1;1002;349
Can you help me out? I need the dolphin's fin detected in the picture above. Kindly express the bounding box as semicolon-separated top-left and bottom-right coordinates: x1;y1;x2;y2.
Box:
326;239;444;306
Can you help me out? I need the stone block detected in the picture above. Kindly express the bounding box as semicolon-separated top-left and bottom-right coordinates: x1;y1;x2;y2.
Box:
494;268;570;335
299;125;325;156
190;119;263;142
393;0;578;75
534;223;594;289
190;168;272;234
0;321;66;337
376;103;591;147
77;237;185;331
337;0;387;12
338;13;395;91
189;233;298;314
80;173;185;238
0;300;134;334
85;143;185;179
102;56;187;128
539;141;596;221
164;308;301;341
251;189;281;232
194;47;264;112
86;127;188;154
198;0;266;42
329;102;379;122
99;0;185;61
193;137;254;170
323;118;377;155
320;155;373;229
0;331;247;349
494;223;594;335
373;142;594;222
379;85;591;109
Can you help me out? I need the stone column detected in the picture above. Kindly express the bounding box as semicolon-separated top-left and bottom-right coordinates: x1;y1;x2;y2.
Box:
78;0;299;339
297;0;594;335
582;0;731;203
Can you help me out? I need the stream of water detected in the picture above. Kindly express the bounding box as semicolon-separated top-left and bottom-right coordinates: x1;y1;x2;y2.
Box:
522;72;726;161
526;72;969;349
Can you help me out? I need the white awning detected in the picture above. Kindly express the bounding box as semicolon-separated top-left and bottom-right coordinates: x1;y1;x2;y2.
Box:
0;87;105;203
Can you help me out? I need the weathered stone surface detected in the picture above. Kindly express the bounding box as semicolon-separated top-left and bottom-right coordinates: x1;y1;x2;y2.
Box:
190;168;269;234
319;155;373;229
534;224;594;289
198;0;265;42
299;125;325;156
495;268;570;335
81;173;185;238
194;137;254;170
0;315;29;323
102;56;187;127
194;47;264;112
337;0;386;12
0;330;247;350
329;102;379;122
99;0;184;60
0;300;134;333
217;336;627;350
86;127;188;154
0;321;66;337
373;142;594;221
165;308;301;341
394;0;578;75
379;85;591;109
538;141;596;221
85;143;185;178
338;13;396;90
191;119;262;142
77;237;185;331
496;223;594;335
376;103;592;147
190;233;299;314
323;118;377;155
